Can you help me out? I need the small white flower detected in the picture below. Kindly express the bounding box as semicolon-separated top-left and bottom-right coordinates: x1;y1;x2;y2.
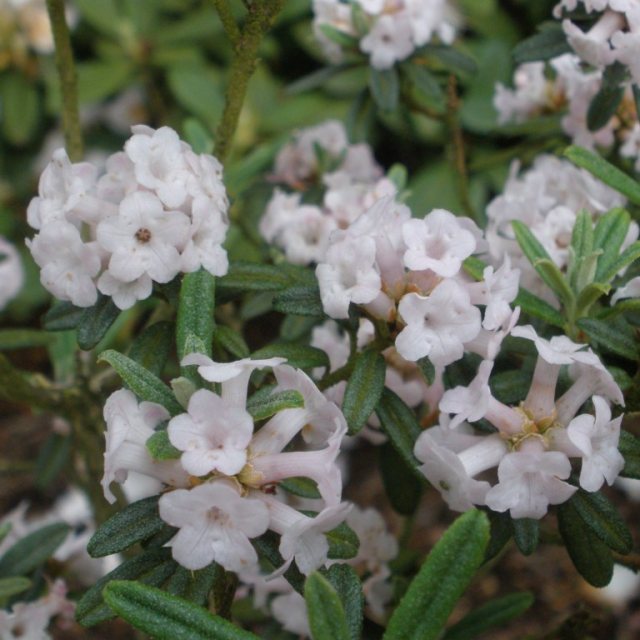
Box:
159;479;270;572
28;222;101;307
439;360;494;428
567;395;624;491
271;591;310;637
96;271;153;310
97;191;190;284
0;236;24;310
316;233;381;319
360;13;415;69
101;389;189;503
395;280;482;366
168;389;254;477
485;440;577;519
403;209;476;277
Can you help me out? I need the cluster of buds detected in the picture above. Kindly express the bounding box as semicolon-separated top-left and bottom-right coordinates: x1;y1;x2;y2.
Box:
26;125;229;309
416;325;625;518
102;356;352;576
312;0;460;69
260;120;397;265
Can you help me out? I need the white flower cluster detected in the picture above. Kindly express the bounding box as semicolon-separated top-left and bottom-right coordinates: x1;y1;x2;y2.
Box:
485;154;633;299
312;0;460;70
260;120;397;265
26;125;229;310
555;0;640;85
494;52;640;164
416;324;625;519
0;236;24;311
101;356;352;576
316;196;520;370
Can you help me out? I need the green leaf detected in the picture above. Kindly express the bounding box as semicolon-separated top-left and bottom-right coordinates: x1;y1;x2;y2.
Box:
326;522;360;561
103;580;259;640
569;210;594;277
98;350;183;415
246;389;305;421
423;46;478;75
564;146;640;206
146;430;181;461
532;258;575;307
287;65;347;95
280;477;321;500
42;301;84;331
557;500;613;588
379;442;424;515
319;23;359;48
182;118;214;154
587;62;626;132
384;510;490;640
597;241;640;283
304;572;351;640
512;222;574;306
0;523;69;577
619;430;640;479
73;0;121;36
77;60;132;103
272;285;325;317
443;591;534;640
342;349;386;435
402;64;445;108
369;67;400;112
0;576;31;600
213;326;250;359
177;269;216;381
129;322;174;377
569;489;632;554
490;370;530;404
0;72;40;145
165;564;221;606
217;262;293;293
513;24;571;63
0;329;54;350
77;295;121;351
88;496;168;558
375;388;423;479
35;433;71;489
485;511;512;561
594;208;631;281
511;518;538;556
513;288;565;328
76;549;177;627
575;282;610;316
251;343;329;370
167;63;223;129
577;317;639;360
323;564;363;640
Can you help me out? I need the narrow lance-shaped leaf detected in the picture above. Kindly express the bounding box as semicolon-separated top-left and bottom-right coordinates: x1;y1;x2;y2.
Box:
323;564;363;640
342;349;386;435
273;285;325;317
594;208;631;281
103;580;260;640
557;500;614;587
0;577;32;601
564;146;640;206
443;592;534;640
511;518;539;556
577;317;639;360
88;496;168;558
77;294;121;351
177;269;216;381
98;349;183;415
129;321;174;377
246;389;305;422
0;523;70;577
587;62;626;132
384;510;490;640
369;67;400;112
304;572;351;640
597;241;640;283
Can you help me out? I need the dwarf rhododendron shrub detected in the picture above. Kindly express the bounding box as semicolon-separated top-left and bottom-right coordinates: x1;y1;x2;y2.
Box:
4;1;640;639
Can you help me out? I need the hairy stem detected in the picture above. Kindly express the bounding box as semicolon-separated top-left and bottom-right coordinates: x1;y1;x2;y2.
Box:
445;75;476;221
215;0;285;162
45;0;83;161
210;0;241;45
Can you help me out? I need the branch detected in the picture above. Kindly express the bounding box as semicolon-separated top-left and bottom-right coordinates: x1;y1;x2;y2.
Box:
215;0;285;162
45;0;83;161
210;0;241;45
